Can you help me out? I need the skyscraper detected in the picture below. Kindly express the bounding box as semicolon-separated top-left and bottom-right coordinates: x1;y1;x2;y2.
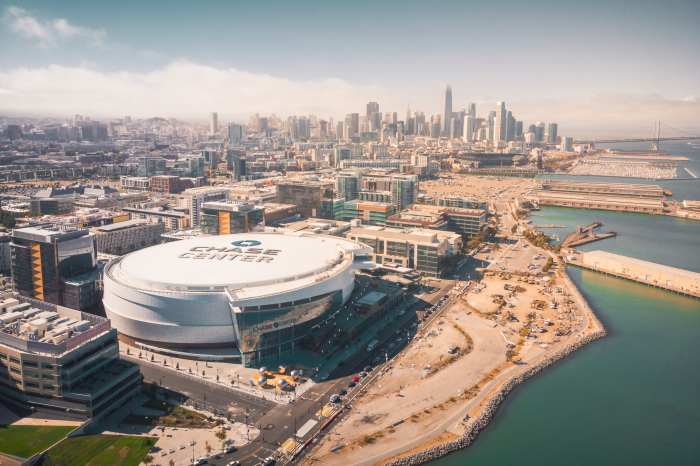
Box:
440;84;452;137
337;172;362;201
366;102;379;117
463;115;475;142
506;111;516;142
348;113;359;136
493;102;507;146
516;121;523;137
228;123;243;145
467;103;476;118
406;103;411;123
210;112;218;135
548;123;558;142
536;122;546;141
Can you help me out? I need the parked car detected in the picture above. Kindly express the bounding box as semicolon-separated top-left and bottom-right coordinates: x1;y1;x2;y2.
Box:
360;372;368;377
338;389;347;396
262;458;275;466
353;376;360;382
330;394;341;403
321;373;329;381
348;381;356;387
363;366;372;372
224;445;237;454
192;459;207;465
227;462;241;466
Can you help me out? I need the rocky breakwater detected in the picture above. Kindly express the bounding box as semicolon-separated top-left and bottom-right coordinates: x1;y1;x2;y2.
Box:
385;323;607;466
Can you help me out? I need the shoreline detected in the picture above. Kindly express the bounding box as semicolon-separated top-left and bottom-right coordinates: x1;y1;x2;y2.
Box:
354;254;607;466
380;268;606;466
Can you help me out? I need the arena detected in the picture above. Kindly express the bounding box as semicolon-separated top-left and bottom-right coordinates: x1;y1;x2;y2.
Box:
102;233;372;360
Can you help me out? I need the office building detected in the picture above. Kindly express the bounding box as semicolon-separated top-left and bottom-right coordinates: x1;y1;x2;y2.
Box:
137;157;166;177
30;187;84;215
232;153;246;181
199;200;265;235
467;103;476;118
341;201;393;225
178;186;230;227
337;172;362;201
228;123;243;145
441;84;452;137
0;301;141;424
548;123;558;142
210;112;218;135
10;226;101;311
535;122;545;141
561;136;573;152
463;115;475;142
391;175;419;211
202;150;218;169
366;102;379;117
91;219;165;255
276;180;335;219
344;226;462;276
494;102;506;145
387;204;486;236
149;176;181;194
124;207;189;231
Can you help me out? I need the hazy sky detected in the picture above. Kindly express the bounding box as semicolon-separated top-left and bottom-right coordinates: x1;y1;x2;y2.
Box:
1;0;699;138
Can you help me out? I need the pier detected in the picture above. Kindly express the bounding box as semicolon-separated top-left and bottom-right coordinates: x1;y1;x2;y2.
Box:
570;250;700;299
561;222;616;248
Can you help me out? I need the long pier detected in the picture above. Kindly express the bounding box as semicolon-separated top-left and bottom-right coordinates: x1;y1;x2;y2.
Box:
561;222;617;248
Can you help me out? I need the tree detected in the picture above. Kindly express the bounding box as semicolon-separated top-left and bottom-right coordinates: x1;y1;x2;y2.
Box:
142;454;154;465
213;408;218;416
160;426;165;434
169;460;175;466
150;381;157;394
126;347;130;355
492;242;500;251
202;370;205;377
227;412;231;422
176;362;179;370
151;354;154;361
205;441;211;455
216;374;220;382
215;429;227;450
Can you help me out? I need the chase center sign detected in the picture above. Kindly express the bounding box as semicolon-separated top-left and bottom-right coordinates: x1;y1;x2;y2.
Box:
177;239;282;263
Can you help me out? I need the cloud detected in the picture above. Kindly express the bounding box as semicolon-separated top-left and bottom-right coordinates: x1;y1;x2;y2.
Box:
3;6;107;48
0;61;698;139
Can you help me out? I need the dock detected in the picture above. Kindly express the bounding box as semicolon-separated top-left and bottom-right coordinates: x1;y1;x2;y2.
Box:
561;222;617;248
684;168;698;179
537;224;567;228
570;250;700;299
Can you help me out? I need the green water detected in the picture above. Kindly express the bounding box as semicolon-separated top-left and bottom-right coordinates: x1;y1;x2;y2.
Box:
430;141;700;465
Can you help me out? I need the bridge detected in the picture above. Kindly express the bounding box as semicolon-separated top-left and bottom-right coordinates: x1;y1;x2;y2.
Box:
575;121;700;150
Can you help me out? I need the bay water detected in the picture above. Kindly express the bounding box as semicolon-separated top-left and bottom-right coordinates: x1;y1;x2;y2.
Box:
430;141;700;465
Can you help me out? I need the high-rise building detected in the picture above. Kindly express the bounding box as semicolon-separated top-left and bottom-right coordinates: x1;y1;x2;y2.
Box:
440;84;452;137
370;112;381;132
494;102;506;145
336;121;344;140
10;226;100;310
405;117;415;136
178;186;229;227
202;149;218;169
337;172;362;201
348;113;359;136
188;157;205;177
506;111;516;142
516;121;523;137
276;180;335;219
535;122;546;141
298;117;310;139
227;149;246;181
210;112;218;135
137;157;166;177
391;175;419;211
228;123;243;145
463;115;476;142
467;102;476;118
200;201;265;235
124;116;131;123
561;136;573;152
367;102;379;117
548;123;558;142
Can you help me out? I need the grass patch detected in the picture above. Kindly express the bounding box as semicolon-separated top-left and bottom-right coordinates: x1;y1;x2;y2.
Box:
0;425;75;458
37;435;156;466
121;402;209;428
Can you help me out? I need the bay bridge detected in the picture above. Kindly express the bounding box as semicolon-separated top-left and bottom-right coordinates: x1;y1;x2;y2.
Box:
575;121;700;150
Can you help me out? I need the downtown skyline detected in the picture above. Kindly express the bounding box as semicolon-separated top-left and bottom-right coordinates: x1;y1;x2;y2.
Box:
1;0;699;138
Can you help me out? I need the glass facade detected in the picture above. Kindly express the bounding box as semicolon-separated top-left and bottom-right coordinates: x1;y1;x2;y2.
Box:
235;292;341;354
276;182;334;219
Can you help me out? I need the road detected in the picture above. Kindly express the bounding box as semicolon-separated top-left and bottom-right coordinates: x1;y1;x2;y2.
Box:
124;275;463;466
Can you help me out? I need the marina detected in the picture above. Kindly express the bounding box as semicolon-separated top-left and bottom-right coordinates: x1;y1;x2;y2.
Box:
560;222;617;248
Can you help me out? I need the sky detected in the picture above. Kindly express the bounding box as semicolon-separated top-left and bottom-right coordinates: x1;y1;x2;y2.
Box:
1;0;699;138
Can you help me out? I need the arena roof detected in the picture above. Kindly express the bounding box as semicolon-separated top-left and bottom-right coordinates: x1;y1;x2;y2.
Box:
117;233;347;291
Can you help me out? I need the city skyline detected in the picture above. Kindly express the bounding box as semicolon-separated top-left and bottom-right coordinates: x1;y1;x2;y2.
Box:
1;0;699;138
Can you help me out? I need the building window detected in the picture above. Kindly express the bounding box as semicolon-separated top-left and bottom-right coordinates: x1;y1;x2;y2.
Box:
10;367;21;376
23;360;39;368
41;363;54;370
43;383;55;390
25;381;40;389
0;353;6;361
42;374;55;381
11;377;22;385
9;356;20;365
25;371;39;379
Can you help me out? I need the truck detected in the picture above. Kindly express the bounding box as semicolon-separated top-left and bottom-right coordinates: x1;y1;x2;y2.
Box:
367;340;379;352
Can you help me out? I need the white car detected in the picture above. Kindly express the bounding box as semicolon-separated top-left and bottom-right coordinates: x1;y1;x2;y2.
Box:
262;458;275;466
228;462;241;466
192;458;207;465
321;373;329;381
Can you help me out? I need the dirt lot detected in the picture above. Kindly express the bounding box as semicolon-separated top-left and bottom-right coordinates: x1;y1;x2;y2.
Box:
465;273;583;359
422;174;538;200
311;300;507;465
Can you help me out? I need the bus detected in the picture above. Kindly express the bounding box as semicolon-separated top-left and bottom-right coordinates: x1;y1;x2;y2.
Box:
367;340;379;352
